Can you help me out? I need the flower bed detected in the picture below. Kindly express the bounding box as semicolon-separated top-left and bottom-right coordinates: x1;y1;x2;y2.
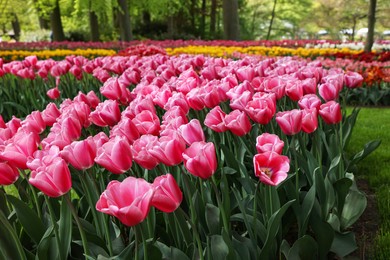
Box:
0;52;379;259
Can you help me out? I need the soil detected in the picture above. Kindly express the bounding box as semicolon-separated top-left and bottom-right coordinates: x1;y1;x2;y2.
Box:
347;178;380;260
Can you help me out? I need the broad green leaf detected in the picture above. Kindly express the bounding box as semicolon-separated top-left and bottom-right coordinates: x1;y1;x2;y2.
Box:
310;211;334;260
349;140;381;167
0;210;27;260
36;226;55;260
330;231;357;258
340;190;367;230
230;213;267;243
205;203;220;235
171;246;190;260
333;178;353;214
6;195;46;244
287;235;318;260
211;235;229;260
280;240;290;259
314;168;326;218
299;184;316;236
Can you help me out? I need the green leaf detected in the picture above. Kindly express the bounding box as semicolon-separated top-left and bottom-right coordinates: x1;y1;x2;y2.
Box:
6;195;46;244
259;200;295;259
171;246;190;260
36;226;55;260
299;184;316;236
0;210;27;260
333;178;353;214
211;235;229;260
349;140;381;167
310;211;334;260
59;197;72;259
287;235;318;260
205;203;220;235
340;190;367;230
230;213;267;243
330;231;357;258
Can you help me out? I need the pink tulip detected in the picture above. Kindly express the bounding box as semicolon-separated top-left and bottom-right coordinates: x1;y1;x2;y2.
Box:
186;88;206;111
301;109;318;133
21;111;46;134
132;110;160;136
318;82;340;101
96;177;154;227
178;119;206;145
0;130;40;169
256;133;284;154
100;77;132;105
301;78;317;95
0;115;5;129
61;136;97;170
245;93;276;125
89;100;121;127
254;151;290;186
236;66;255;82
151;173;183;213
298;94;322;111
229;90;252;111
285;81;304;101
6;116;21;136
319;101;342;124
0;161;20;185
224;110;252;136
149;136;185;166
344;71;363;88
47;87;60;100
69;65;82;80
74;91;100;109
275;110;303;135
29;157;72;197
42;103;61;126
95;136;133;174
93;132;109;149
182;141;217;179
131;134;159;170
110;117;140;144
204;106;227;132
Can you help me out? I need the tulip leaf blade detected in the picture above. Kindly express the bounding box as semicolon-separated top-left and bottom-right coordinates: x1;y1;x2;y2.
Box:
205;203;220;235
6;195;46;245
0;210;27;260
287;235;318;260
340;189;367;230
59;196;72;259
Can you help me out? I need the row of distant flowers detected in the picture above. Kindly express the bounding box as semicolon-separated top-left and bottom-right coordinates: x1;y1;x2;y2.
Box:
308;41;390;51
0;45;372;62
0;39;344;51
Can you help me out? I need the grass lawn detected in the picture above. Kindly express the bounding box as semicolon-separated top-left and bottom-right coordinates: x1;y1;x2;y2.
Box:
346;107;390;259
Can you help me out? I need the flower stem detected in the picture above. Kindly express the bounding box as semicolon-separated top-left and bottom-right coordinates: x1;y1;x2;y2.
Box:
65;194;90;258
44;196;63;260
211;176;230;235
20;170;42;219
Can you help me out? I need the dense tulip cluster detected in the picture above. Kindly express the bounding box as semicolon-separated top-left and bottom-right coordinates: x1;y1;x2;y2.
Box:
0;50;373;259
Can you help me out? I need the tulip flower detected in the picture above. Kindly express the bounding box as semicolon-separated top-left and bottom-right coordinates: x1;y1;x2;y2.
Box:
96;177;154;227
298;94;322;111
0;161;20;185
344;71;363;88
131;134;159;170
132;110;160;136
0;115;5;129
29;157;72;197
47;87;60;100
256;133;284;154
89;100;121;127
41;103;61;126
318;82;340;101
151;173;183;213
21;111;46;134
204;106;227;132
301;108;318;133
95;136;133;174
275;110;303;135
182;141;217;179
319;101;342;124
61;137;97;170
178;119;206;145
149;136;186;166
110;117;140;144
224;110;252;136
254;152;290;186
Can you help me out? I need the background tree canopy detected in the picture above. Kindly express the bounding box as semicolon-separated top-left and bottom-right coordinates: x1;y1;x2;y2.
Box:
0;0;389;42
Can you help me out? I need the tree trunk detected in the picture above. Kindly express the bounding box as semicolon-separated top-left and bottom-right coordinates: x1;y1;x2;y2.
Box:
117;0;133;41
190;0;197;33
210;0;217;36
222;0;240;40
167;15;176;38
200;0;206;38
266;0;277;40
32;0;50;30
89;11;100;41
364;0;376;52
351;18;356;41
11;13;21;41
50;0;65;41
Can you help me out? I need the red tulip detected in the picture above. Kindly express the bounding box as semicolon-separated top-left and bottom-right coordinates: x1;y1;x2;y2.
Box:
256;133;284;154
182;141;217;179
319;101;342;124
95;136;133;174
151;173;183;213
29;157;72;197
275;110;303;135
96;177;154;227
0;161;20;185
253;151;290;186
224;110;252;136
61;136;97;170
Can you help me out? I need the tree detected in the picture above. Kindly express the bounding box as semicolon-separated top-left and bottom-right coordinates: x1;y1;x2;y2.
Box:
223;0;240;40
117;0;132;41
50;0;65;41
364;0;376;52
266;0;277;40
